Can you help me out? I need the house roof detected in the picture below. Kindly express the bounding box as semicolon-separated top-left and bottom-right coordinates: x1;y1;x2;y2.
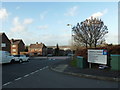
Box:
10;39;24;45
0;32;10;43
0;32;5;36
29;43;46;48
0;33;3;36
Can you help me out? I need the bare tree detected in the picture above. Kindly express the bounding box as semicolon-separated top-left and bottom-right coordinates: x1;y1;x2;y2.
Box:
72;17;108;48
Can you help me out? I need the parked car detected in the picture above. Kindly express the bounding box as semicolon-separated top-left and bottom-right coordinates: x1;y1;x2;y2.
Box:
13;55;29;63
0;51;15;64
99;65;109;70
67;53;74;57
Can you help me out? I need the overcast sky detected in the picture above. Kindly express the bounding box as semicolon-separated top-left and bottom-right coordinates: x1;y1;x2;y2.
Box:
1;2;118;46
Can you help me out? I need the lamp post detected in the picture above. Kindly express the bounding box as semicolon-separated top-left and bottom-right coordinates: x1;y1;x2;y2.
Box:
67;24;74;59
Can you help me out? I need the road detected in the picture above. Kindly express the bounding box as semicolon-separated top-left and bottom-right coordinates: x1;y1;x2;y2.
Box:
2;56;119;88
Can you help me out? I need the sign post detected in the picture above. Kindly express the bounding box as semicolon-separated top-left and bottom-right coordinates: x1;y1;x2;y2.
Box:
88;49;107;66
89;63;92;68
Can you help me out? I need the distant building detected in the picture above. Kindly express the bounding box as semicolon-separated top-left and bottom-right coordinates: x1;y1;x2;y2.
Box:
47;46;71;51
47;48;55;55
28;42;47;56
0;33;11;52
47;46;72;56
59;49;66;56
47;45;71;56
10;39;25;55
59;46;71;51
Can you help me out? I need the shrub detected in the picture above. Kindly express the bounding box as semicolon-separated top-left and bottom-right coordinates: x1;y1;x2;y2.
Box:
70;59;77;67
76;45;120;59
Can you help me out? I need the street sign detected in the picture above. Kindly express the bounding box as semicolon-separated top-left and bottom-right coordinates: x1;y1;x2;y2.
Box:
88;49;107;64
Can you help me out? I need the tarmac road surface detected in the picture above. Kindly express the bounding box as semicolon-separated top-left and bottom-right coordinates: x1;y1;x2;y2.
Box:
2;56;119;88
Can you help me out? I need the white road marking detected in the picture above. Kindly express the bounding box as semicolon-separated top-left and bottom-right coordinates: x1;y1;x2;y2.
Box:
2;82;12;86
42;67;45;69
43;66;48;69
3;66;49;87
14;77;22;81
34;70;39;73
30;72;36;75
24;74;30;77
48;59;52;60
39;68;42;70
45;66;49;69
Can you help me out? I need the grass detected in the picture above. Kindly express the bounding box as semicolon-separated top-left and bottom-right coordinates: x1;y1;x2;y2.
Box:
70;59;77;67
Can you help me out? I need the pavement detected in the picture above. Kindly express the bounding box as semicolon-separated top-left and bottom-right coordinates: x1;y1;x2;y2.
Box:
50;57;120;82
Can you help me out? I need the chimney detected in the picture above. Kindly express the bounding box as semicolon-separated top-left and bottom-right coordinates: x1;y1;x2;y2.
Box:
11;38;14;41
11;39;14;44
36;42;38;45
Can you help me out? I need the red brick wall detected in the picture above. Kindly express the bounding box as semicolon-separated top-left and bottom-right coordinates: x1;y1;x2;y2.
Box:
0;33;11;53
18;41;25;54
11;45;18;55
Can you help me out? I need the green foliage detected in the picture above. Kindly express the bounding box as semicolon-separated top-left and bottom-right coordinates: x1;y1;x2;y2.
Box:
24;46;28;52
70;59;77;67
55;43;60;56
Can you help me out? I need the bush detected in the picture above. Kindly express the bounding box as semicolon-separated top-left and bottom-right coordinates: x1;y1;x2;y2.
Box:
76;45;120;58
70;59;77;67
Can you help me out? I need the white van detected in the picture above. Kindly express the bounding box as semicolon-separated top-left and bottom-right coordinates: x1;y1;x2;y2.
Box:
0;51;15;64
13;55;29;63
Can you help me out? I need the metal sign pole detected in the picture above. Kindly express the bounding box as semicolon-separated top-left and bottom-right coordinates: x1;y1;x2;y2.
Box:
89;63;91;68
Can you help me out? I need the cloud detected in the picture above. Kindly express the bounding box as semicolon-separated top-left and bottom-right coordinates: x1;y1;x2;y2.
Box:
0;8;8;20
91;12;103;18
40;11;48;20
106;33;118;44
19;32;71;46
11;17;33;32
13;17;20;25
23;18;33;25
7;29;71;46
11;24;27;32
11;17;26;32
64;6;78;17
38;25;48;30
88;9;108;19
37;33;71;46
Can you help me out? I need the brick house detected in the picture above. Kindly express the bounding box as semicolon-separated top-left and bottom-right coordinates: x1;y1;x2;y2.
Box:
10;39;25;55
0;33;11;52
28;42;47;56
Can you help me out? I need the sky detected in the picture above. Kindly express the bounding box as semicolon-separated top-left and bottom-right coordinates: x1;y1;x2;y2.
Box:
0;2;118;46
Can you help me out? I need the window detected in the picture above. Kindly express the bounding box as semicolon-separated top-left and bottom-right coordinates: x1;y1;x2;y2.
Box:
12;45;16;47
12;53;17;55
1;43;6;47
12;49;16;52
35;49;38;51
13;55;20;57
